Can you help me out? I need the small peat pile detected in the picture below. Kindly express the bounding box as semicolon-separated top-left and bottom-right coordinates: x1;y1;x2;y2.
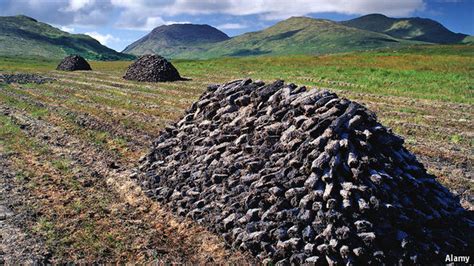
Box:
0;73;55;84
123;54;182;82
137;79;472;264
56;55;92;71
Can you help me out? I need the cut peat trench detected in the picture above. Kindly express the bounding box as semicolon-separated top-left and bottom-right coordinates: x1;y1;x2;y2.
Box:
20;80;188;125
1;88;157;148
49;72;202;98
0;157;50;264
0;104;251;263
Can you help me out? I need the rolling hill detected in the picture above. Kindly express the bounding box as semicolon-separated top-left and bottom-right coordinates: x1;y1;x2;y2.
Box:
140;17;422;59
186;17;420;58
1;14;470;61
0;15;134;60
123;24;230;57
125;14;472;59
341;14;468;44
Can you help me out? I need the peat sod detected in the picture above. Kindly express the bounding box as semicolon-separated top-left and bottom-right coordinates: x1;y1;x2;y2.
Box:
0;73;54;84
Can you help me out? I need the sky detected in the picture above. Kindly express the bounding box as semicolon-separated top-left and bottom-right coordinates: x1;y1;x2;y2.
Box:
0;0;473;51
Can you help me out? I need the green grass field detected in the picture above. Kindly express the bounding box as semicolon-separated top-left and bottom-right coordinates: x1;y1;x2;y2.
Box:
0;44;472;263
177;49;473;103
2;45;472;103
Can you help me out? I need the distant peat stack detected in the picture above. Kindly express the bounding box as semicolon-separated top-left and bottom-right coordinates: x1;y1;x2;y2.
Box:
123;54;182;82
56;55;92;71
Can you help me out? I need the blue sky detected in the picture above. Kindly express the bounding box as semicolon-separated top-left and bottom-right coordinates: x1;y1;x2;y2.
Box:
0;0;473;51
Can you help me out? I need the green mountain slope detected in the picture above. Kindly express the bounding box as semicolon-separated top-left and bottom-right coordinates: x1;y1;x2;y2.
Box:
341;14;468;44
0;15;134;60
174;17;421;59
122;24;230;57
462;35;474;44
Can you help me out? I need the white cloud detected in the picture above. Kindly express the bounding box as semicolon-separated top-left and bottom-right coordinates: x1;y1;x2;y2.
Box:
114;10;190;31
108;0;426;30
110;0;425;20
62;0;96;12
217;23;247;30
85;31;119;45
141;17;190;30
0;0;112;26
59;25;75;33
0;0;427;30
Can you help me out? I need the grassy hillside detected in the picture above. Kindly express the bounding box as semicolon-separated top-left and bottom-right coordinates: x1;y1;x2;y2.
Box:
123;24;230;57
462;36;474;44
387;44;474;56
0;15;134;60
172;17;423;59
342;14;468;44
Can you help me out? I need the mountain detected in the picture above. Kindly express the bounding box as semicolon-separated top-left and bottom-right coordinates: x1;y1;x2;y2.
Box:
0;15;134;60
341;14;468;44
166;17;421;59
122;24;230;57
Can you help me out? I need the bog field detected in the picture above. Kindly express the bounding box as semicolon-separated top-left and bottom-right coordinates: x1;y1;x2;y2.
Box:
0;45;472;263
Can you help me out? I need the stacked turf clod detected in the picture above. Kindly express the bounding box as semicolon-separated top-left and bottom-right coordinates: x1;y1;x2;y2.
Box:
123;54;182;82
137;79;473;264
0;73;54;84
56;55;92;71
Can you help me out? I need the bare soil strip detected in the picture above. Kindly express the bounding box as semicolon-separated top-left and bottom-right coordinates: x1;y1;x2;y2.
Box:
0;104;250;263
0;157;50;264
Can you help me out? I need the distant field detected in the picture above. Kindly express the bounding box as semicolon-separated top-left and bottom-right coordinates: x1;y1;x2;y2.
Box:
176;45;474;103
2;45;473;103
0;45;472;263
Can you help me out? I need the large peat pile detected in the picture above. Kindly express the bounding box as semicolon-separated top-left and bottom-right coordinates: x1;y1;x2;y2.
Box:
56;55;92;71
123;54;182;82
138;79;472;264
